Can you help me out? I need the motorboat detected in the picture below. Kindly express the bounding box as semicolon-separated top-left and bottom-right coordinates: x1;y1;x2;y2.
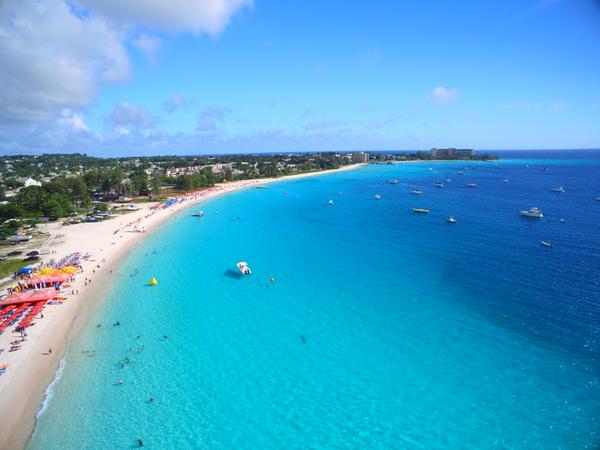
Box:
559;218;566;223
445;178;452;182
237;262;252;275
447;216;457;223
520;207;543;218
502;179;510;183
410;190;424;195
412;208;430;214
552;186;565;193
466;183;478;188
374;194;382;200
540;241;553;248
192;211;204;217
328;200;334;205
434;182;444;188
457;171;465;175
389;179;400;184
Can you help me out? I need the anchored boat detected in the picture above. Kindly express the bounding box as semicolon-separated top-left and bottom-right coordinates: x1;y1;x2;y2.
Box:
236;262;252;275
521;207;543;218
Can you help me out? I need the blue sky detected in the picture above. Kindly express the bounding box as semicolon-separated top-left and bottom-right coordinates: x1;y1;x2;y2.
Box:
0;0;599;155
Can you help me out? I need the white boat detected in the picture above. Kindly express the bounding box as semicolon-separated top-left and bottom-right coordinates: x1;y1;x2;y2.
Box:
192;211;204;217
457;171;465;175
447;216;457;223
236;262;252;275
552;186;565;193
389;179;400;185
540;241;553;248
560;218;566;223
328;200;334;205
521;207;543;218
502;179;510;183
434;182;444;188
412;208;430;214
374;194;382;200
466;183;478;188
410;190;424;195
445;178;452;182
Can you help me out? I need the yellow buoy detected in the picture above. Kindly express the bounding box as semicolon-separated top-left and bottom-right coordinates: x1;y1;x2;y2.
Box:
149;277;158;286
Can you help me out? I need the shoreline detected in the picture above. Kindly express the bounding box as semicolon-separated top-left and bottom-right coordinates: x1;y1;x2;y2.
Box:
0;163;364;450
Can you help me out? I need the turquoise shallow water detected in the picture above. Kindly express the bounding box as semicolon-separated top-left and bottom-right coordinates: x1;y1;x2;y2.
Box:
29;156;600;449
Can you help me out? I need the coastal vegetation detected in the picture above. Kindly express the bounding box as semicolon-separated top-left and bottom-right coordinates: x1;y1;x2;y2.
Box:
0;150;493;229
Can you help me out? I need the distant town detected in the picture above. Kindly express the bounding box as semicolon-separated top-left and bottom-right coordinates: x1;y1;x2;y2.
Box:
0;149;495;240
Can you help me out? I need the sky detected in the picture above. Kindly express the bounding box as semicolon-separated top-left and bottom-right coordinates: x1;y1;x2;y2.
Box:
0;0;599;156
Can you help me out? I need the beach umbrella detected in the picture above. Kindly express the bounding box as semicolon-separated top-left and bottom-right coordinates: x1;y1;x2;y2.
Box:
149;277;158;286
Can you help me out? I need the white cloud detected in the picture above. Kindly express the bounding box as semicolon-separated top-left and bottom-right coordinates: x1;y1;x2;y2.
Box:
550;101;567;111
108;102;155;128
133;34;162;62
197;105;231;133
0;0;130;122
431;86;458;106
0;0;251;153
58;109;90;132
163;95;187;113
79;0;253;35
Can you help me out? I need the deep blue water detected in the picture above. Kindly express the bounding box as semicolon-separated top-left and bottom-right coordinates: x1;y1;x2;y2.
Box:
29;155;600;449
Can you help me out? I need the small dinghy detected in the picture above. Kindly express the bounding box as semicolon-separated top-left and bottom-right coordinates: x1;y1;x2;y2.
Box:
237;262;252;275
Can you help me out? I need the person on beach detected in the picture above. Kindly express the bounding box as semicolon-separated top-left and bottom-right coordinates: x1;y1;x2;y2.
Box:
48;347;52;354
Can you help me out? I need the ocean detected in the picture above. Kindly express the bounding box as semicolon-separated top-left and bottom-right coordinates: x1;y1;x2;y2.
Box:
28;152;600;449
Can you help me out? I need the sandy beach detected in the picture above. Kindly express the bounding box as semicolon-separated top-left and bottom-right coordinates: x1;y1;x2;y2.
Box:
0;163;363;450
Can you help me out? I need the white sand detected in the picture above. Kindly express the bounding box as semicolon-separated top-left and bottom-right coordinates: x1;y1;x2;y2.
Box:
0;164;363;450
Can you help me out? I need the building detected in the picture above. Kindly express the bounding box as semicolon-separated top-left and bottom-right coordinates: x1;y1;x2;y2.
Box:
18;177;42;187
351;152;369;163
430;148;475;159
